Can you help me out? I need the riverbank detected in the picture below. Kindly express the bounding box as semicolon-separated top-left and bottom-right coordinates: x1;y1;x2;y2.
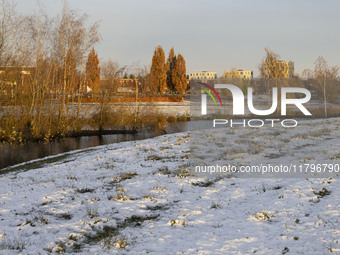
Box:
0;119;191;169
0;118;339;254
0;101;190;144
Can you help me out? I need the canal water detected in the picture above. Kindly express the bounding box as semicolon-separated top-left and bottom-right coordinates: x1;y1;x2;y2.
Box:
0;121;197;170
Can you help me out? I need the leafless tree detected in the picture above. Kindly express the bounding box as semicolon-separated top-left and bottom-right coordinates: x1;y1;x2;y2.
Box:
0;0;28;66
100;59;125;95
313;56;339;117
49;1;100;121
301;69;314;80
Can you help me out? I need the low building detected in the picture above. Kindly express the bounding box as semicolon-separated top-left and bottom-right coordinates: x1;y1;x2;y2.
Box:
100;78;138;94
223;69;253;79
118;78;138;93
188;71;217;80
0;66;35;97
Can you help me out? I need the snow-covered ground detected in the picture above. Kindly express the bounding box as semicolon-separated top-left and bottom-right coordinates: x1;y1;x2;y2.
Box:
79;102;190;118
0;118;339;254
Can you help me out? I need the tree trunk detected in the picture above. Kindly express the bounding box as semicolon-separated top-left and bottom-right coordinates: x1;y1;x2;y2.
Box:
323;80;327;118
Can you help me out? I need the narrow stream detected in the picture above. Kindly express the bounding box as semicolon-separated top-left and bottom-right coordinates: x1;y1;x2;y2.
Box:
0;121;194;170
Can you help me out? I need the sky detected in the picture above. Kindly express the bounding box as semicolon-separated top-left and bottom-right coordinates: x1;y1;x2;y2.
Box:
15;0;340;77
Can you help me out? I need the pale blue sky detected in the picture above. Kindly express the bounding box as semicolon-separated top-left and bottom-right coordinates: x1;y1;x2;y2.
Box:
16;0;340;77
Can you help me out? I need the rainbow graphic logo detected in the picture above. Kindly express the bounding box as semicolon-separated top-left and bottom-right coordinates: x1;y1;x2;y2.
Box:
197;82;223;106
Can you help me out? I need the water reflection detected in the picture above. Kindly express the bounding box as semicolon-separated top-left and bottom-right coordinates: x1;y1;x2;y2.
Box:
0;121;193;169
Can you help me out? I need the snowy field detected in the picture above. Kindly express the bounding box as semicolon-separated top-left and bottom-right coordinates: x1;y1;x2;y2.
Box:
0;118;339;254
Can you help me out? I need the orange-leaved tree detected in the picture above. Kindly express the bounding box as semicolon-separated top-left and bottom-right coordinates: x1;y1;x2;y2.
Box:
172;53;187;95
166;47;176;92
150;45;167;95
86;47;100;94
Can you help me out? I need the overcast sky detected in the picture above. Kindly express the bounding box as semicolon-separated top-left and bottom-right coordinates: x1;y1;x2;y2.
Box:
16;0;340;77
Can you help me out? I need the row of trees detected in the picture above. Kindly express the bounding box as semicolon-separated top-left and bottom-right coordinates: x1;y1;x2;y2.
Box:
150;46;187;95
259;48;339;117
96;46;188;97
91;46;188;97
259;48;339;80
0;0;187;143
220;48;339;117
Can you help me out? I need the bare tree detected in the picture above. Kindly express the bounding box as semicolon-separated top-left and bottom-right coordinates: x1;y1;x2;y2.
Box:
0;0;30;98
101;59;126;96
0;0;28;66
313;56;339;117
301;69;313;80
50;1;100;122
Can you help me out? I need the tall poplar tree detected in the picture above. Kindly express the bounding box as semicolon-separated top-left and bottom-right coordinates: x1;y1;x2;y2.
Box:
86;47;101;94
172;53;187;95
150;45;167;95
166;47;176;92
